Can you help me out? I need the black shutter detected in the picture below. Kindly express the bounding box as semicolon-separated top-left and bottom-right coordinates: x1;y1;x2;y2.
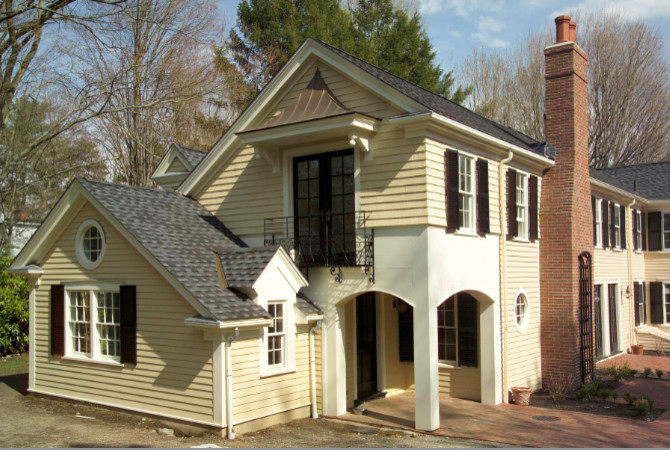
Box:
620;205;626;250
592;197;597;246
632;210;638;250
642;212;647;251
529;175;538;242
120;285;137;365
610;203;616;248
51;285;65;356
634;282;641;326
602;201;609;248
642;282;647;324
507;169;517;240
457;294;478;367
476;159;490;236
446;150;459;232
648;211;662;251
649;282;664;325
397;300;413;362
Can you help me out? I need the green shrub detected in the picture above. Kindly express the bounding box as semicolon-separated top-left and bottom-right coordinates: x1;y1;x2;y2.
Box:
611;391;619;401
624;392;637;405
0;256;29;356
636;395;655;417
608;363;637;381
655;369;664;379
643;368;652;378
598;389;612;401
578;380;603;400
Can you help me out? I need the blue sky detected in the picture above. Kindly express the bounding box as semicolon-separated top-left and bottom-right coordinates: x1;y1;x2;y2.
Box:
219;0;670;74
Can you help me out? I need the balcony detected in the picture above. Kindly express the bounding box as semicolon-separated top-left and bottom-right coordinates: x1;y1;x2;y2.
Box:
264;211;374;283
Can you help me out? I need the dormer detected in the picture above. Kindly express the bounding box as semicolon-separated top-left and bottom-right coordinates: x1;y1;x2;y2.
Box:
152;143;207;190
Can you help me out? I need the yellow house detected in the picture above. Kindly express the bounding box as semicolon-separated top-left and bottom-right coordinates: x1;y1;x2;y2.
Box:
9;16;670;438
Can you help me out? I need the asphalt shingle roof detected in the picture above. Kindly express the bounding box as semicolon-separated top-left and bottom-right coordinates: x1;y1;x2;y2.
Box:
216;247;279;288
174;144;207;170
311;39;545;156
78;179;270;321
590;161;670;200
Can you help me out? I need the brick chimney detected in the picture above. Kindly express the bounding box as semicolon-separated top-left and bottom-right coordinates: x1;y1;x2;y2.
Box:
539;15;592;390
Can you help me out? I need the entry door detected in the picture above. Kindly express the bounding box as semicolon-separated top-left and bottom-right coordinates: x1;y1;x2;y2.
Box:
293;150;355;263
356;293;377;399
594;285;603;358
608;284;619;352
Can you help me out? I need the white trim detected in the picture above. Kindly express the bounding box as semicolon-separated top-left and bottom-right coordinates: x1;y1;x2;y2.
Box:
28;281;36;391
74;219;106;270
595;198;603;249
185;318;274;330
8;265;43;275
457;152;476;233
515;171;529;240
513;288;530;333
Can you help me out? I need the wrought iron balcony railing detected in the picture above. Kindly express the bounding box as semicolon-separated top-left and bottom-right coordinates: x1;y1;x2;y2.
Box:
264;211;374;283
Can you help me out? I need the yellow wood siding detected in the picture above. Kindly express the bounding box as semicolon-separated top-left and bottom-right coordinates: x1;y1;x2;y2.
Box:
644;252;670;281
438;367;480;401
34;202;214;424
314;329;323;415
166;158;188;173
380;296;414;392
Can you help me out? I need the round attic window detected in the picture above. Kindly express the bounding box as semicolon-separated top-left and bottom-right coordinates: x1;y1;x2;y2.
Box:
514;290;530;333
75;219;106;270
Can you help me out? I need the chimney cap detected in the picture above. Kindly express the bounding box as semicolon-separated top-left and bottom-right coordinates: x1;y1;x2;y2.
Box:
555;15;573;44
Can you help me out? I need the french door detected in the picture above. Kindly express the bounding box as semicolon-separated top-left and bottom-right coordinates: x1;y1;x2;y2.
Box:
594;284;603;358
608;284;619;353
356;292;377;400
293;150;355;264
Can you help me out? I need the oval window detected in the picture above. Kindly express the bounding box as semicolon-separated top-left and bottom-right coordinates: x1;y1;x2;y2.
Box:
514;293;530;332
75;220;106;269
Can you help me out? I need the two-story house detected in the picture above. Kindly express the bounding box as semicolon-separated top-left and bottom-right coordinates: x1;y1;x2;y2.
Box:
8;15;669;437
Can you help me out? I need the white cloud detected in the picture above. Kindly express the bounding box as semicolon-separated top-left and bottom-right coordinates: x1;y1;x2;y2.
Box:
448;30;463;38
551;0;670;19
419;0;505;16
472;15;510;47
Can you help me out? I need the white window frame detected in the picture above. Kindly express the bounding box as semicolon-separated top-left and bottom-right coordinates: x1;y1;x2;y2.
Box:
267;301;285;368
635;210;643;252
75;219;106;270
634;279;646;327
515;171;529;240
514;289;531;333
260;299;296;377
457;153;476;233
595;199;603;248
663;212;670;252
664;283;670;325
438;297;458;366
613;204;621;249
64;283;122;366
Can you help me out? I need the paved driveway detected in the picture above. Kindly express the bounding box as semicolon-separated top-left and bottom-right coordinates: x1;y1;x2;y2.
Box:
337;392;670;448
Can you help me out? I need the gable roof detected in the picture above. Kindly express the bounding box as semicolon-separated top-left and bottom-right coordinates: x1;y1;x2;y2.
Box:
174;144;208;169
590;161;670;200
311;39;543;155
216;246;279;288
77;179;270;321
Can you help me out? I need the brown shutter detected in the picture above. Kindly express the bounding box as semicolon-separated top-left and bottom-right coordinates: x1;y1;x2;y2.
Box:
476;159;490;236
642;212;647;251
397;300;413;362
592;197;597;246
50;285;65;356
529;175;538;242
120;285;137;365
620;205;626;250
506;169;517;240
602;201;609;248
610;203;616;248
648;211;662;251
649;282;664;325
634;282;641;326
446;150;459;232
642;282;647;324
457;294;478;367
632;210;638;250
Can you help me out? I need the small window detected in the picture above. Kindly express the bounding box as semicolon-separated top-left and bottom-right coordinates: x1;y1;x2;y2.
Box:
613;205;621;248
516;173;528;239
595;200;603;248
267;302;285;366
437;299;457;363
458;154;474;231
635;211;642;251
75;220;106;270
514;293;530;332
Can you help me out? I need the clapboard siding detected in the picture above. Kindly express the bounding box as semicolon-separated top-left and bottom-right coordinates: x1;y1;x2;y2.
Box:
644;252;670;281
34;202;214;424
438;367;480;401
166;158;188;173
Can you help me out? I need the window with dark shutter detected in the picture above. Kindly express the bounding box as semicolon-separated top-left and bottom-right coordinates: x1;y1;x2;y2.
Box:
51;285;65;356
620;205;627;250
649;282;664;325
648;211;662;251
457;294;478;367
507;169;517;240
632;210;639;250
602;201;609;248
446;150;459;232
642;282;647;325
120;285;137;364
634;282;641;326
592;197;597;246
610;203;616;249
529;175;538;242
397;300;413;362
476;159;490;236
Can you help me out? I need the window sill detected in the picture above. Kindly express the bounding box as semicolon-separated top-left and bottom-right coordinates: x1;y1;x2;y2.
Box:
438;362;460;370
454;230;479;238
512;237;530;243
260;366;296;378
60;355;123;368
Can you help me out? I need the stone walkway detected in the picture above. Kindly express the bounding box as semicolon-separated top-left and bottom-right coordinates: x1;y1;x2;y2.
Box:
335;392;670;448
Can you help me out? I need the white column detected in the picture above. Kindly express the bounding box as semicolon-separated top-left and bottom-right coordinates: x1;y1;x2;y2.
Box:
413;299;439;431
479;299;502;404
28;279;37;391
323;303;347;416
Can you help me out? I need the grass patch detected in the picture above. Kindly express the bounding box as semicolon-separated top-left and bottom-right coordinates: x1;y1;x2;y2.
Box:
0;353;28;376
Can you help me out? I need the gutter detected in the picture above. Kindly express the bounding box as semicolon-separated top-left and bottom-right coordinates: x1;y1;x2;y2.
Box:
225;328;239;439
499;150;514;403
309;320;322;419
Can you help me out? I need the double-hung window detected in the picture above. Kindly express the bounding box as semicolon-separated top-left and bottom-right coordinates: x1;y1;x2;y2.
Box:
635;211;643;251
437;294;478;367
664;213;670;250
437;300;457;363
613;205;621;248
66;288;121;363
267;302;285;367
516;173;528;239
458;154;475;231
595;200;603;248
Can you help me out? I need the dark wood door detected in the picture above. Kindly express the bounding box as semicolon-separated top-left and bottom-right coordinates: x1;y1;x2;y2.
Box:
293;150;355;264
594;285;603;358
356;292;377;400
608;284;619;352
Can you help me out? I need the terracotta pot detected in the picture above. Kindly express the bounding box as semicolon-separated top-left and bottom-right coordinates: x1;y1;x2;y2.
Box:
511;387;532;406
631;344;644;355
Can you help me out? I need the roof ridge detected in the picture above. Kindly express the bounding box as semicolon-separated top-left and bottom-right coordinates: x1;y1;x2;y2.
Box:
311;38;537;148
176;144;207;154
78;178;183;196
594;159;670;171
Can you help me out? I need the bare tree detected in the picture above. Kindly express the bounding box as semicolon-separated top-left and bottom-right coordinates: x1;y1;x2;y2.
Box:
458;11;670;167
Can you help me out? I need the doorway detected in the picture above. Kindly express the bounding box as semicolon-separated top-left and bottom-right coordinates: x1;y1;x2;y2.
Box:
356;292;378;400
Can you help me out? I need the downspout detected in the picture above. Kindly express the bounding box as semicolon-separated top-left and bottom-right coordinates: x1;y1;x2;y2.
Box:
309;320;322;419
499;150;514;403
627;199;636;346
225;328;239;439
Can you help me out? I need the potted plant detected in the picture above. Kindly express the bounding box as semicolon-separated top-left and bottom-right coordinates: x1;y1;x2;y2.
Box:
631;344;644;355
511;387;532;405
